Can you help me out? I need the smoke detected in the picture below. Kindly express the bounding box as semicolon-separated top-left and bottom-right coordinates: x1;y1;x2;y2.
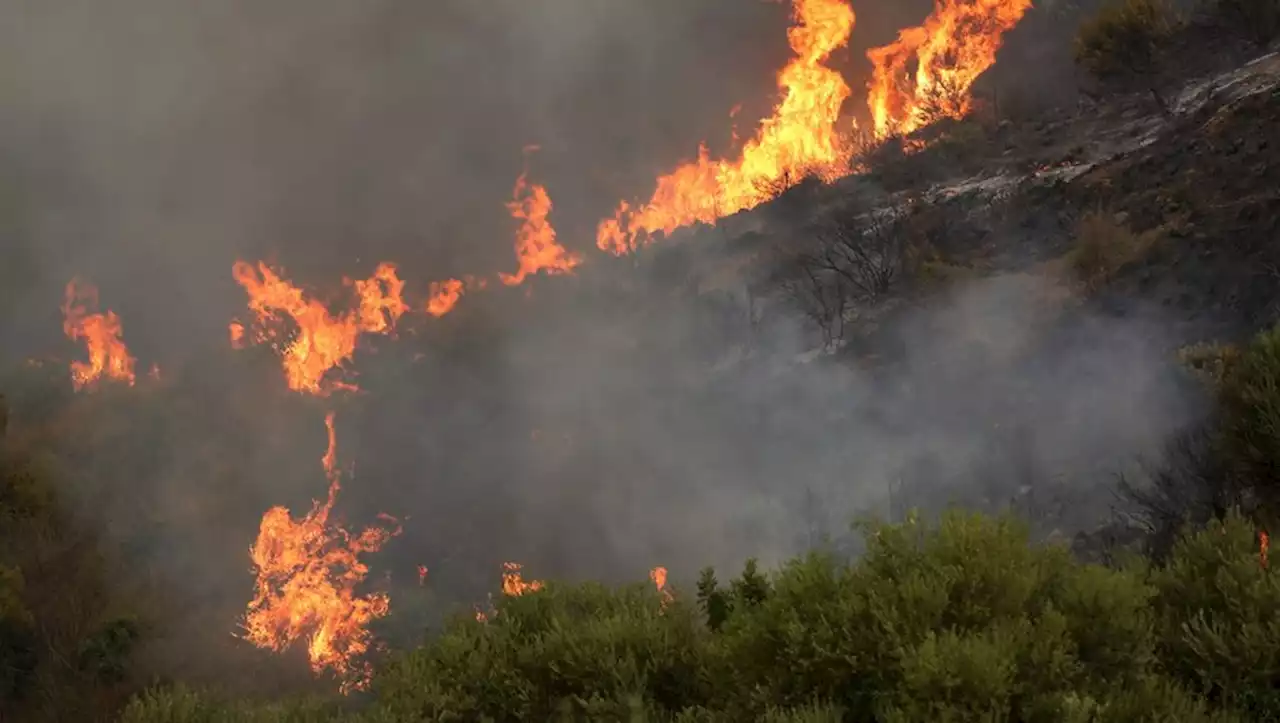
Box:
0;0;1199;693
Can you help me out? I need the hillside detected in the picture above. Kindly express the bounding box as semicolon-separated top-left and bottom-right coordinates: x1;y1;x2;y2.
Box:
4;1;1280;721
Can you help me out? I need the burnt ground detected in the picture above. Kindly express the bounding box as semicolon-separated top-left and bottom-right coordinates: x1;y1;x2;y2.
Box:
626;49;1280;553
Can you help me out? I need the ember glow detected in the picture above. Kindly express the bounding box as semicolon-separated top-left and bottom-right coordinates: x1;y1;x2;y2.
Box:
1262;531;1270;569
500;174;581;286
61;279;137;391
231;261;408;395
596;0;856;254
866;0;1033;138
241;412;400;692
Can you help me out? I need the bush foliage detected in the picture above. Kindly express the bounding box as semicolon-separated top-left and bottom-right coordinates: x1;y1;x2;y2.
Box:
100;314;1280;722
105;509;1279;723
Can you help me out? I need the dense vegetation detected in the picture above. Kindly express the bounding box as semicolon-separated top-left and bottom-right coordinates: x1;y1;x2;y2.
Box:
0;313;1277;722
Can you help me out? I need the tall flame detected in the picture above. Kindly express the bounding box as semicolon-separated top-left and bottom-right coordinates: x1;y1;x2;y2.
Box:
241;412;400;692
866;0;1033;138
61;279;137;391
231;261;408;395
500;174;581;286
1261;530;1270;570
596;0;856;254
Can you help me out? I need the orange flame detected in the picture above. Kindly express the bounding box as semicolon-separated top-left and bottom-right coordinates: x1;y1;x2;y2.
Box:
500;561;544;596
1261;531;1270;569
241;412;400;692
425;279;465;317
866;0;1032;138
231;261;407;395
61;279;137;391
650;566;674;607
500;174;581;286
596;0;855;254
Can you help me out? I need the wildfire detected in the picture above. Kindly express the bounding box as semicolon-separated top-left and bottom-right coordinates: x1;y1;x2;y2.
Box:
596;0;856;254
241;412;400;692
230;261;408;395
500;561;544;596
500;173;581;286
426;279;465;317
650;566;673;607
866;0;1033;138
474;561;544;623
61;279;137;391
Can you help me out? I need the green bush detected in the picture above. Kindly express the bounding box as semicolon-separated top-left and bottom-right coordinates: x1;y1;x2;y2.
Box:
117;685;369;723
1151;512;1280;718
1075;0;1182;111
373;580;709;721
703;512;1167;721
1214;326;1280;512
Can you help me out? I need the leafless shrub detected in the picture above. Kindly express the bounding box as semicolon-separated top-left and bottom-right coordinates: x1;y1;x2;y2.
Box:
807;211;907;305
777;261;849;347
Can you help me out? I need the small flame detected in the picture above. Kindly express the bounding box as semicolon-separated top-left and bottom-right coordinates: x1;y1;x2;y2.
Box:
500;174;581;286
425;279;465;317
1261;530;1270;569
231;261;408;395
61;279;137;391
866;0;1032;138
500;561;544;596
650;566;673;607
597;0;856;254
240;412;400;692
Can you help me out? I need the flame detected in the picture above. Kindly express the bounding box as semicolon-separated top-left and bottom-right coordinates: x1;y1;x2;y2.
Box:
231;261;408;395
1262;531;1270;569
61;279;137;391
241;412;400;692
352;263;409;334
500;561;544;596
425;279;465;317
500;174;581;286
650;566;673;607
596;0;855;254
866;0;1032;138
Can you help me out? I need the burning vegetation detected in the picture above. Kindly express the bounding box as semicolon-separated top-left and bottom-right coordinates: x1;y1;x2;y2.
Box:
240;412;400;692
13;0;1280;719
61;279;137;391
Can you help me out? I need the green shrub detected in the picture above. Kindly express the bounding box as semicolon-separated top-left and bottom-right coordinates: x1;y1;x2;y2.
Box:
703;511;1163;720
117;685;367;723
1214;325;1280;513
1075;0;1182;111
373;580;708;721
1151;512;1280;718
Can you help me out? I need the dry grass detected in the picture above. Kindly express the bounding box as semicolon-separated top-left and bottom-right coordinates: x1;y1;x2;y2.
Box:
1067;210;1165;289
